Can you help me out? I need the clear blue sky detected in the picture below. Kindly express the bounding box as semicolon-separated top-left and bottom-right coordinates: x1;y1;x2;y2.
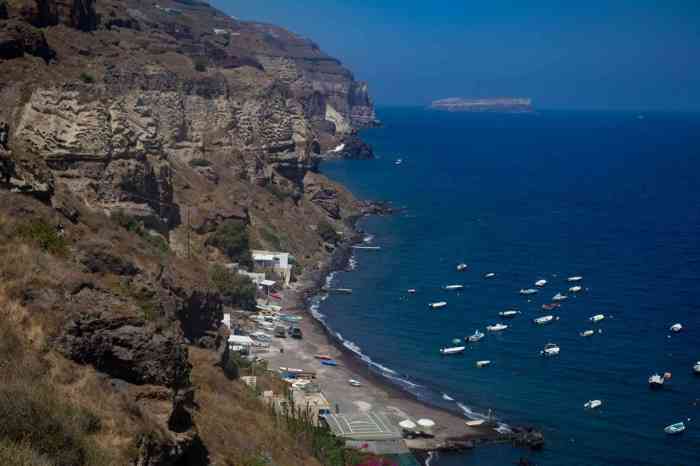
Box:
211;1;700;110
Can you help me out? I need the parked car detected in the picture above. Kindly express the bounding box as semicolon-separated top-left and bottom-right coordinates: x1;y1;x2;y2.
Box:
290;326;303;339
274;325;287;338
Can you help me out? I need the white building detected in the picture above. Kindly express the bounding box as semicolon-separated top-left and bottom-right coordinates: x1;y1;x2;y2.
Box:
251;250;294;286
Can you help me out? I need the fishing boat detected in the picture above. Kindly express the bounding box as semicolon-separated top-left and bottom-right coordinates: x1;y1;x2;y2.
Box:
542;303;561;311
476;360;491;368
540;343;560;357
440;346;466;355
457;263;468;271
670;323;683;333
499;310;520;318
444;284;464;291
520;288;538;295
394;158;403;165
552;293;568;301
567;276;583;282
467;330;485;342
407;289;416;294
535;279;548;287
428;301;447;309
486;323;508;332
580;329;595;337
321;359;338;367
649;373;671;388
694;361;700;374
348;379;362;387
584;400;602;409
569;285;583;293
589;314;605;323
314;354;333;360
534;315;557;325
484;272;496;279
664;422;686;435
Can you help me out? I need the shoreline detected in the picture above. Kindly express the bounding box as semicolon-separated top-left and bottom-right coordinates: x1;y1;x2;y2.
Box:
266;208;542;460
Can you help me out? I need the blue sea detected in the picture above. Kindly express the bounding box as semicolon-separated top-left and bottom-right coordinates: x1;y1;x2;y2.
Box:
316;108;700;466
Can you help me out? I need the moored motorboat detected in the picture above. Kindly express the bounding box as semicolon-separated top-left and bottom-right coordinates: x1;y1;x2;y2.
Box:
540;343;560;357
580;329;595;337
428;301;447;309
486;323;508;332
589;314;605;323
542;303;561;311
567;276;583;282
457;263;468;271
520;288;538;295
535;279;548;287
552;293;568;301
484;272;496;279
569;285;583;293
476;360;491;368
694;361;700;374
348;379;362;387
664;422;686;435
467;330;485;342
648;372;671;388
534;315;557;325
408;289;416;294
584;399;602;409
499;310;520;318
670;323;683;333
444;284;464;291
440;346;466;355
394;158;403;165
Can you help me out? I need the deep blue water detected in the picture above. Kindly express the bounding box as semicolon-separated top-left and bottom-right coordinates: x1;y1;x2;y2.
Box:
316;108;700;466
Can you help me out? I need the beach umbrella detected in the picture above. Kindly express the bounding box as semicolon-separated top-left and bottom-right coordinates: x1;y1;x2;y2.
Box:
398;419;416;430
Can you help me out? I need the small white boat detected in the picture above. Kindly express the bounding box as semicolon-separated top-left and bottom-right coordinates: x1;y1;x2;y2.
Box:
552;293;568;301
444;284;464;291
348;379;362;387
394;158;403;165
589;314;605;323
467;330;485;342
499;310;520;318
584;399;602;410
465;419;486;427
535;279;547;287
540;343;560;357
670;323;683;333
520;288;538;295
567;276;583;282
664;422;686;435
457;263;468;271
649;373;671;388
580;329;595;337
694;361;700;374
486;323;508;332
476;360;491;368
407;289;416;294
440;346;466;355
534;315;557;325
429;301;447;309
569;285;583;293
484;272;496;279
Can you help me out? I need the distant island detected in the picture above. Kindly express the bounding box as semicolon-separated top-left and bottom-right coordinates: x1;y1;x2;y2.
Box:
430;97;534;113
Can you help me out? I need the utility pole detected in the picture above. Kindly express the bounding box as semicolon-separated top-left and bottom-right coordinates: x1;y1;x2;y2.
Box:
187;206;191;259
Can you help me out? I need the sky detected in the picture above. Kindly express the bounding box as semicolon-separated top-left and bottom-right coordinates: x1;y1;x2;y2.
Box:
210;1;700;110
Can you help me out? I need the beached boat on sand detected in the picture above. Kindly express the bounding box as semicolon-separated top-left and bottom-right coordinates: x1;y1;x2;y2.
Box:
584;400;602;409
348;379;362;387
664;422;686;435
314;354;333;360
440;346;466;355
428;301;447;309
321;359;338;367
467;330;485;342
476;360;491;368
486;323;508;332
540;343;560;357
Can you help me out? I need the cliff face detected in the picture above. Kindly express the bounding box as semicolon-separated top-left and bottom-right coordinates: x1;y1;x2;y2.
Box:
0;1;377;465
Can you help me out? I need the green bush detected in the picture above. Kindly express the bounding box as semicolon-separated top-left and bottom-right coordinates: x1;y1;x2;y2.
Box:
16;219;68;255
207;221;252;267
210;264;256;310
189;158;212;168
317;221;340;244
79;72;95;84
112;211;169;255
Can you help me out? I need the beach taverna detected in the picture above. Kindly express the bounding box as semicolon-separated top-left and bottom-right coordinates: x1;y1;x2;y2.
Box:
252;250;294;286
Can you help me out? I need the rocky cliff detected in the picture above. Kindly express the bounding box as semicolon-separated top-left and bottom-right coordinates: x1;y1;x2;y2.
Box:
0;1;378;465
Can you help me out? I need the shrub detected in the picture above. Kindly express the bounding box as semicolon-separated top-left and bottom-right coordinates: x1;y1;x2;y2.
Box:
194;57;208;72
15;219;68;255
189;158;212;168
207;221;252;267
209;264;256;310
112;211;169;255
317;221;340;244
79;72;95;84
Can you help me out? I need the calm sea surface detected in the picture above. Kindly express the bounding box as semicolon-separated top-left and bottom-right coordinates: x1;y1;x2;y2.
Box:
317;108;700;465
